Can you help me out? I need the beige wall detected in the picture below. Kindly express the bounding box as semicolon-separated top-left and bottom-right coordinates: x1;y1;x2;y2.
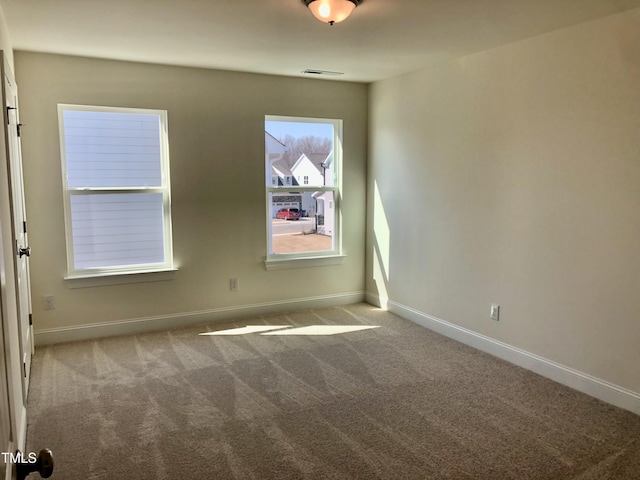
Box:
367;9;640;393
0;3;13;70
15;52;367;337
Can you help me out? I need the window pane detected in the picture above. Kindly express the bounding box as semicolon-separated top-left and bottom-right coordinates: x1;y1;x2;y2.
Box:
63;110;163;188
265;121;334;187
270;191;334;254
70;193;165;270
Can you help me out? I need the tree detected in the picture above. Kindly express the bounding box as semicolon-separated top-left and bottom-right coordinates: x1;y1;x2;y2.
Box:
278;135;331;170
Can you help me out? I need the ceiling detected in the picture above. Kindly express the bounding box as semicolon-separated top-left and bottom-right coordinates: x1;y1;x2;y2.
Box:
2;0;640;83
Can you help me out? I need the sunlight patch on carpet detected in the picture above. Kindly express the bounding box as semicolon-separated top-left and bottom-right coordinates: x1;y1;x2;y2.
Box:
261;325;380;336
199;325;292;336
199;325;381;336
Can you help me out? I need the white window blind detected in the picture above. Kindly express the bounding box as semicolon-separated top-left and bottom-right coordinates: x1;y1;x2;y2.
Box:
59;105;173;277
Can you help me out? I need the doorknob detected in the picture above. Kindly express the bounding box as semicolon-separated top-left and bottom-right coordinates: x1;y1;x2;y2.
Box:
15;449;54;480
18;246;30;258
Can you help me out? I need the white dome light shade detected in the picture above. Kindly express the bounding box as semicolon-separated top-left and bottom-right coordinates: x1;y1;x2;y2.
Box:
303;0;361;25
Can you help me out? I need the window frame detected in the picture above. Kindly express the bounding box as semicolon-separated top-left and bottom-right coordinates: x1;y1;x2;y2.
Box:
58;104;174;280
264;115;344;269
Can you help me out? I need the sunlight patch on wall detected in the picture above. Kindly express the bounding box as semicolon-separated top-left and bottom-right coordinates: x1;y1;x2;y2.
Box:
374;181;390;278
373;181;390;308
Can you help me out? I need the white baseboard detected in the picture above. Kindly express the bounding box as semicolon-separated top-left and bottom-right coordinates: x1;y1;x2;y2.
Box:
366;293;640;416
34;291;366;346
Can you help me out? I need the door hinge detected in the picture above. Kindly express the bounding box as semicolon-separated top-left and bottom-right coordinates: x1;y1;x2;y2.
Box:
17;123;23;137
6;106;16;124
23;362;26;378
23;221;27;234
29;313;33;326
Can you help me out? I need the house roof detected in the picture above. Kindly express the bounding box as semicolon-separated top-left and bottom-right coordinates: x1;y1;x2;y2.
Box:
271;160;293;178
265;131;286;149
292;153;331;174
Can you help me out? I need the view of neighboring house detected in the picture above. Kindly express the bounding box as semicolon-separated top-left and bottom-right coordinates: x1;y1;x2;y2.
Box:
265;131;287;186
312;153;334;236
289;152;334;235
265;131;334;233
291;153;328;186
271;161;295;187
265;131;301;217
270;159;301;217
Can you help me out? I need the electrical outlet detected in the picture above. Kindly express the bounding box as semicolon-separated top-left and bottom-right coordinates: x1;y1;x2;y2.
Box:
490;304;500;321
230;277;239;292
43;295;55;310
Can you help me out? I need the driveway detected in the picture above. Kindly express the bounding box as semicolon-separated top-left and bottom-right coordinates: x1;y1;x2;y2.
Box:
272;217;314;235
271;218;332;253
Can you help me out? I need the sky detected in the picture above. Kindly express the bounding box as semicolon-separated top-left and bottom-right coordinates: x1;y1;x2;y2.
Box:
265;119;333;143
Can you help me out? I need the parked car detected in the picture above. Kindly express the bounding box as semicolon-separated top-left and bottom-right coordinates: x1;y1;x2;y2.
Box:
276;208;301;220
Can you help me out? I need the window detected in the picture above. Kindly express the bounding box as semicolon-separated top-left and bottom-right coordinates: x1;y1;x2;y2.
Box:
58;105;173;278
265;116;342;267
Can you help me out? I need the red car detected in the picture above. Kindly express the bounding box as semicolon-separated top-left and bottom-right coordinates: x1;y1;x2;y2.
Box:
276;208;300;220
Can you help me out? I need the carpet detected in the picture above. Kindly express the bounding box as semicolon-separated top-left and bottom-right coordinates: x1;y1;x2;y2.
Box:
25;303;640;479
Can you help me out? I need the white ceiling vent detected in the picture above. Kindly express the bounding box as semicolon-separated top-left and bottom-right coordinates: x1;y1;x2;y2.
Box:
302;69;345;76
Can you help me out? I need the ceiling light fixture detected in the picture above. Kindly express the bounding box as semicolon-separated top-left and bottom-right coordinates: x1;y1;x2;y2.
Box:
302;0;363;25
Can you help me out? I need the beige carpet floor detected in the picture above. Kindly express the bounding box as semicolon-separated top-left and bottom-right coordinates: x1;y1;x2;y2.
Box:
26;303;640;479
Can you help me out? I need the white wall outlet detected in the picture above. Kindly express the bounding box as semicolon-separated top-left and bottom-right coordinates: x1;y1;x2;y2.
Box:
490;304;500;321
43;295;55;310
230;277;239;292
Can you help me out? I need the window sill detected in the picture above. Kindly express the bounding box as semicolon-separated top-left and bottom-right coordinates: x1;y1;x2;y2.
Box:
264;254;346;271
64;268;178;289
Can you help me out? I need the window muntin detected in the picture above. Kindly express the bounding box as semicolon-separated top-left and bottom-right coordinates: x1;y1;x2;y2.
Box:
265;116;341;259
59;105;173;277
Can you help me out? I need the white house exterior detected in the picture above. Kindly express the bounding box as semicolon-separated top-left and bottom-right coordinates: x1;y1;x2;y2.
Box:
290;152;334;235
291;153;327;187
265;131;301;217
313;152;334;236
266;142;334;227
265;131;286;186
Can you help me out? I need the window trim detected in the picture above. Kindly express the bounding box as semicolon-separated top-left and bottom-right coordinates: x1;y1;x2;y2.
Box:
264;115;343;268
264;254;346;271
58;104;174;279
